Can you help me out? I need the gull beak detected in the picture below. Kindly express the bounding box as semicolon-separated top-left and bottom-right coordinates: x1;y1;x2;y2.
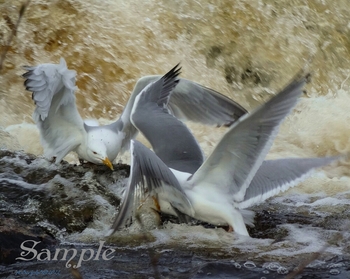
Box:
102;157;114;170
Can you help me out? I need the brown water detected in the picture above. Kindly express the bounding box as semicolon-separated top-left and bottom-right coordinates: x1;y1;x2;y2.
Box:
1;0;350;278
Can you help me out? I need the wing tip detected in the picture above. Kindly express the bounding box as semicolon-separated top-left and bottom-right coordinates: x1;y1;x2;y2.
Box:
163;62;182;82
22;69;33;79
284;70;311;95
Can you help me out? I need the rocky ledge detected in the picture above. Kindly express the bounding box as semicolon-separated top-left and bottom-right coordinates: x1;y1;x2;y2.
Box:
0;150;349;278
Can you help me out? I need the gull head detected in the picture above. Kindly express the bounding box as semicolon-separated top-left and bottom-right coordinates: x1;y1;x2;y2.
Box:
86;140;114;170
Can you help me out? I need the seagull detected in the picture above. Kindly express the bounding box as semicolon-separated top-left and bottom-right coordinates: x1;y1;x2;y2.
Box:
23;58;247;170
108;64;338;237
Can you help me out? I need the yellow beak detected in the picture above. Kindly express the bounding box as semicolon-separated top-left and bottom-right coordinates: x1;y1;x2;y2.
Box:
102;157;114;170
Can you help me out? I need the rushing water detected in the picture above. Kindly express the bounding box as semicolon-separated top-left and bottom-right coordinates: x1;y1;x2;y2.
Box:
1;0;350;278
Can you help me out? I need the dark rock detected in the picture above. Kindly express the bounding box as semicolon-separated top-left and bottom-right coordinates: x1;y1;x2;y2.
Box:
0;150;129;264
1;149;349;278
0;217;57;264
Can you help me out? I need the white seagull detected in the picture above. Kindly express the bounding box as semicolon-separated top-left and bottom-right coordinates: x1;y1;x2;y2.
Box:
23;58;247;169
109;64;338;237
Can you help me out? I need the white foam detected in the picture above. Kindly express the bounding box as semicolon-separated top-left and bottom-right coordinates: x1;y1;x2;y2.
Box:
310;197;350;207
260;224;343;257
0;177;47;191
5;123;42;155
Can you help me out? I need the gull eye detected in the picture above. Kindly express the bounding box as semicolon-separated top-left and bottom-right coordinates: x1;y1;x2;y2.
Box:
93;151;97;155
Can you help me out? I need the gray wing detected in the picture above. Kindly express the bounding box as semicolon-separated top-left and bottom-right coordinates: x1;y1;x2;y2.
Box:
23;58;85;162
131;65;204;174
110;64;183;156
115;70;247;155
237;156;338;209
169;78;247;126
130;75;247;126
188;75;307;202
108;140;193;235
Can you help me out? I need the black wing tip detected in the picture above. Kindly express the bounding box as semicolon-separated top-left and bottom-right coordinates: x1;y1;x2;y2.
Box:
22;69;34;91
163;62;182;81
157;63;182;105
23;78;34;92
22;69;33;78
24;78;30;85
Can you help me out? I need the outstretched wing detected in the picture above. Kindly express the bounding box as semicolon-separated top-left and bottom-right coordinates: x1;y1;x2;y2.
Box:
131;64;204;174
115;73;248;155
131;75;247;126
108;140;193;235
23;58;85;162
237;156;339;209
188;75;307;202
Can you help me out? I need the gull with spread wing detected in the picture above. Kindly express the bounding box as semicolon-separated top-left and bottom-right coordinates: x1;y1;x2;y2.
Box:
23;58;247;169
109;64;338;237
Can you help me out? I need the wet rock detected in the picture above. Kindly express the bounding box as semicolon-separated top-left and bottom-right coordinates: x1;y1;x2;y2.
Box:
0;149;129;262
1;149;350;278
248;209;317;240
314;211;350;231
0;218;57;264
0;149;346;242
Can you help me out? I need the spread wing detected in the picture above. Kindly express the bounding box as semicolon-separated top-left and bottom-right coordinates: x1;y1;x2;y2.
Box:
188;75;307;202
23;58;85;162
130;64;204;173
108;140;193;235
131;75;247;126
237;156;339;209
116;74;248;155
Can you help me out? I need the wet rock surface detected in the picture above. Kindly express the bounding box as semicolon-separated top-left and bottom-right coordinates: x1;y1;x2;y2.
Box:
0;150;129;230
0;246;349;278
0;150;349;278
0;150;128;265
